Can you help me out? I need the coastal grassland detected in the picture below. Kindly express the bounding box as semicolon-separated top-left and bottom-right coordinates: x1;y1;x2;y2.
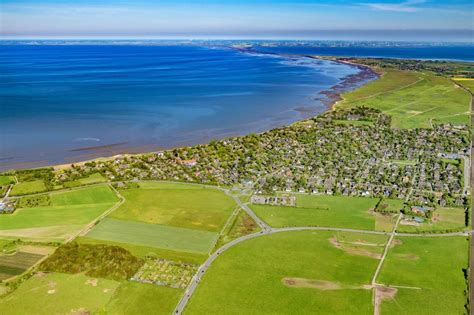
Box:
453;78;474;93
104;281;183;315
0;176;14;186
0;185;118;241
10;179;47;196
110;182;235;232
76;237;207;264
378;237;468;314
186;231;388;314
0;272;120;315
214;209;260;249
61;173;107;188
397;207;467;233
86;218;218;254
338;70;471;128
251;195;380;230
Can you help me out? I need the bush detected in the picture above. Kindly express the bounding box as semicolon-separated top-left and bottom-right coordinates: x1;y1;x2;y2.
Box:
39;243;144;281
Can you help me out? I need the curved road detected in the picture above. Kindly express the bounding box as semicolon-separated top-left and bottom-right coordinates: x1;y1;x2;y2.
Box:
173;197;471;314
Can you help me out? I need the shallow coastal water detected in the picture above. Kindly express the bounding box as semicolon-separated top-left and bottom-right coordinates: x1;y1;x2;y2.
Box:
0;44;371;170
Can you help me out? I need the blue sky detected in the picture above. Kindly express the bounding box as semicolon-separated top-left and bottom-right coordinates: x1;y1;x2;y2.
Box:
0;0;473;40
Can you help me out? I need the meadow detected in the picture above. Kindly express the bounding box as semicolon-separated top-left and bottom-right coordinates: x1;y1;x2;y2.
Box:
86;218;218;254
111;182;235;232
104;281;183;315
0;176;14;186
251;195;381;230
377;236;468;314
186;230;387;314
10;179;47;196
338;70;471;128
453;78;474;93
0;273;120;315
61;173;107;188
0;185;118;241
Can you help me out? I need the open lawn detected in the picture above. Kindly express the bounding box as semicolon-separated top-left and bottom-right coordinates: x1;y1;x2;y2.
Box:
186;230;388;314
251;195;381;230
10;180;47;196
76;237;208;264
0;176;14;186
0;185;118;241
86;218;218;254
397;207;467;233
111;182;235;232
378;236;468;314
0;272;120;315
104;281;183;315
339;70;471;128
453;78;474;93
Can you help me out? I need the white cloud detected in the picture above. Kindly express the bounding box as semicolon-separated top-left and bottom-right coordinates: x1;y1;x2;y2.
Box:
361;0;426;12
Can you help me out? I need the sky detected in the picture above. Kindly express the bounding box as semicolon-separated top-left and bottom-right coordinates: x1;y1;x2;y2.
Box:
0;0;473;41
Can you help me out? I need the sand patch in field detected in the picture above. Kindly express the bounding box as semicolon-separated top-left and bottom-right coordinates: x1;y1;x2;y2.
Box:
329;236;382;259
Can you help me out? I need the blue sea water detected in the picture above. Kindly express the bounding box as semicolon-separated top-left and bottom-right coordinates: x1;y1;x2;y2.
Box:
0;44;365;169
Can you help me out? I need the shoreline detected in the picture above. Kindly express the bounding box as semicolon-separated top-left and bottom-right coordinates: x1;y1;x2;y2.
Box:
1;54;379;172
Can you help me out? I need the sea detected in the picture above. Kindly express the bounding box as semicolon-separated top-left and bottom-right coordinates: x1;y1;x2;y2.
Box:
0;42;471;169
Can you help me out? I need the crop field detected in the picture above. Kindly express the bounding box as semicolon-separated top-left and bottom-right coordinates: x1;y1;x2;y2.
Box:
104;281;183;315
0;251;44;280
0;185;118;241
10;179;47;196
397;207;467;233
0;272;120;315
86;218;219;254
339;70;471;128
111;182;235;232
377;236;468;314
0;176;14;186
186;230;388;314
251;195;381;230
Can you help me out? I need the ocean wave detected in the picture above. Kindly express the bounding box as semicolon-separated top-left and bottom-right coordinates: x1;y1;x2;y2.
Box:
74;137;100;142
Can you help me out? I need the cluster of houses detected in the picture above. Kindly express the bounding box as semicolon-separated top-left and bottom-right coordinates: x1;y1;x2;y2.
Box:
250;195;296;207
30;107;468;210
0;199;16;214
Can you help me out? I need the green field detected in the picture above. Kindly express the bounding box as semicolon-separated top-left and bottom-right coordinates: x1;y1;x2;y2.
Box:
86;218;218;254
454;78;474;93
186;230;388;314
378;236;468;314
0;176;14;186
0;185;118;241
339;70;471;128
62;173;107;188
251;195;380;230
397;207;467;233
111;182;235;232
10;179;47;196
0;272;120;314
104;281;183;315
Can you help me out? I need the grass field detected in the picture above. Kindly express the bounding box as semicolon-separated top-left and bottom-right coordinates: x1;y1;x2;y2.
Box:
0;176;14;186
111;182;235;232
62;173;107;188
251;195;381;230
338;70;471;128
187;230;388;314
0;185;118;241
378;236;468;314
86;218;218;254
453;78;474;93
77;237;208;264
0;272;120;314
397;207;467;233
10;179;47;196
104;281;183;314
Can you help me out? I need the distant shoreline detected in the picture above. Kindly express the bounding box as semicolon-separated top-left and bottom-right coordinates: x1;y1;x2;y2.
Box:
0;52;378;172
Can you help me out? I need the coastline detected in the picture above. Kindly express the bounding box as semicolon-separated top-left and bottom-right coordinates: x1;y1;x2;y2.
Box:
1;54;379;172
